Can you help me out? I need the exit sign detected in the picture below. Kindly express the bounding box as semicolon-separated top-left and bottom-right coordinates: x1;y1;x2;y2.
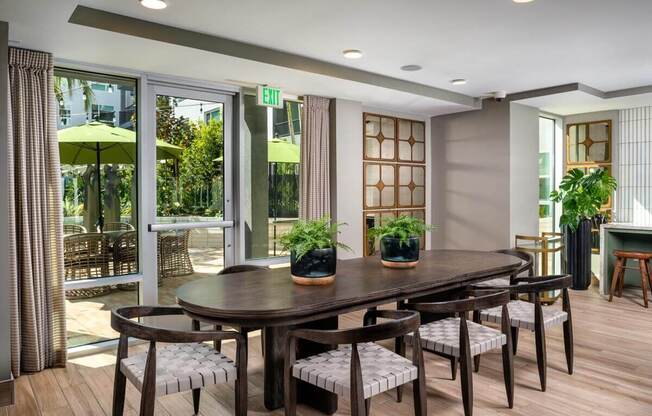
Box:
257;85;283;108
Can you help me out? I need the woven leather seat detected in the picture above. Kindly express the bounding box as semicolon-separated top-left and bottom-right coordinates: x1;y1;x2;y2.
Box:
293;342;417;399
405;317;507;357
481;300;568;331
120;342;238;397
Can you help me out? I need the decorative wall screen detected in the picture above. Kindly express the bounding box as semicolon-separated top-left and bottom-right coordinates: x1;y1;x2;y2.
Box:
363;113;426;256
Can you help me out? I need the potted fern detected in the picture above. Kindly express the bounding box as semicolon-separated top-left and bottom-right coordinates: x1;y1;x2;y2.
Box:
550;168;617;289
279;217;350;285
368;215;434;268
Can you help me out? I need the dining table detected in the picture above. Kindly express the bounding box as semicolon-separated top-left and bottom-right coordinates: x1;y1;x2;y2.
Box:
176;249;521;413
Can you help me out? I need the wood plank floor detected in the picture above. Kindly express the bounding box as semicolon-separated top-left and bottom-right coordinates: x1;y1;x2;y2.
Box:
3;286;652;416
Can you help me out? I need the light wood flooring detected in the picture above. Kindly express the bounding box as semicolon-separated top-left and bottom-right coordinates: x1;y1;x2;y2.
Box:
3;286;652;416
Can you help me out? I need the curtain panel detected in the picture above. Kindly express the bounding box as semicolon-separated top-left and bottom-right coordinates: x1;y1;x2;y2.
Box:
8;47;66;375
299;95;331;220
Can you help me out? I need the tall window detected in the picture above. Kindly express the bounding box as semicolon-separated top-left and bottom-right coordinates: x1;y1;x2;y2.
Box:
56;69;139;347
539;117;556;233
244;97;302;259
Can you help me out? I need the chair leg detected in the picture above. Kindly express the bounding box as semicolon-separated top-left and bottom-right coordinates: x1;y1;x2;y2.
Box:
450;356;458;380
502;334;514;409
609;257;623;302
139;342;157;416
235;336;248;416
365;398;371;415
618;259;626;298
639;259;649;308
511;327;519;355
283;372;296;416
112;334;128;416
192;389;200;415
534;320;547;392
395;335;405;402
460;353;474;416
563;290;574;375
472;311;481;373
214;325;223;352
261;328;265;357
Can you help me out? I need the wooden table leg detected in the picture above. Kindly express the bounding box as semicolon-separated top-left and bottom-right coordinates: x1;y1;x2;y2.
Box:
263;325;287;410
263;317;338;414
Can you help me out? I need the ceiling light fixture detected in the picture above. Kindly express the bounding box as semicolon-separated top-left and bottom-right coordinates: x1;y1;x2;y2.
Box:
512;0;534;3
342;49;363;59
450;79;467;85
400;64;422;72
140;0;167;10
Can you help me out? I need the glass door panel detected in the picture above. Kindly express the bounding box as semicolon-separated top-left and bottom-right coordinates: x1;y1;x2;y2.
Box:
144;84;233;308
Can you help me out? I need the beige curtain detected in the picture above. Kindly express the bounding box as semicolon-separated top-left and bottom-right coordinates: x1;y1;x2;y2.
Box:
299;95;331;219
8;48;66;376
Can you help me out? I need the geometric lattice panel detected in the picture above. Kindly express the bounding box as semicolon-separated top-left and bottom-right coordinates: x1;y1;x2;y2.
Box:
567;120;611;164
397;165;425;208
398;118;425;163
364;113;396;161
364;163;396;209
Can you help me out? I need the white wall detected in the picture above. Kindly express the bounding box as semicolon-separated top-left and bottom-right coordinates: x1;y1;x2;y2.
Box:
509;103;540;242
330;100;431;259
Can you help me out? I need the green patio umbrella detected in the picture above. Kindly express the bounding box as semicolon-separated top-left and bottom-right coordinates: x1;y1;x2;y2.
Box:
58;122;184;230
213;138;300;164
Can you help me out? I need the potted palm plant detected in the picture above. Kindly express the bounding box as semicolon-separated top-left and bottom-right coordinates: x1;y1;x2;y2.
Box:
368;215;434;269
280;217;350;285
550;168;617;289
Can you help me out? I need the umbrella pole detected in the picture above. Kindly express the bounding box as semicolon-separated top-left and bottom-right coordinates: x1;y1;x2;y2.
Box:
96;142;104;232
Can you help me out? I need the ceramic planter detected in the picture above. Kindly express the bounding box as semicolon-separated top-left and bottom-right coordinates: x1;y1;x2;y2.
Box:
290;247;336;285
380;236;420;269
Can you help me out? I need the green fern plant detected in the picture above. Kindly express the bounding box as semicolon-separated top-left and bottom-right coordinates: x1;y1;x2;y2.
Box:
367;215;435;246
550;168;617;232
279;217;351;260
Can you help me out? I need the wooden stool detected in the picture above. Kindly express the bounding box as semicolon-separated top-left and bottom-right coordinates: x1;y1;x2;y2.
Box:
609;250;652;307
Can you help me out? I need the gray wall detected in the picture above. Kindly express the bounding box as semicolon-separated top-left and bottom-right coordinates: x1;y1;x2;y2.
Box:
1;21;10;380
430;100;539;250
509;103;540;242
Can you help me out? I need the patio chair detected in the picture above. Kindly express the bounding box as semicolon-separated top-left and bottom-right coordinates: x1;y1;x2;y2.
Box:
102;222;135;232
64;233;112;298
113;231;138;290
157;230;193;279
111;305;247;416
63;223;87;235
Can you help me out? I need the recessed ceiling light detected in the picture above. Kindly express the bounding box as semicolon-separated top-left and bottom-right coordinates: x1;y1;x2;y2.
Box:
342;49;363;59
450;79;467;85
400;64;422;72
513;0;534;3
140;0;167;10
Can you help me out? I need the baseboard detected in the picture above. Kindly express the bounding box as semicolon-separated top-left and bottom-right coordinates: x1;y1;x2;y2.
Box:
0;374;14;408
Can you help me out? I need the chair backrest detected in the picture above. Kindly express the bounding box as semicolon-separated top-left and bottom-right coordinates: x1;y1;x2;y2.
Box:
405;290;511;315
218;265;267;275
290;309;420;346
103;222;135;232
494;274;572;294
493;248;534;277
64;233;111;256
64;224;87;235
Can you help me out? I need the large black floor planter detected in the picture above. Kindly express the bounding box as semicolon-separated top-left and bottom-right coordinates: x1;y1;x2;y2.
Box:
564;219;593;290
291;247;336;285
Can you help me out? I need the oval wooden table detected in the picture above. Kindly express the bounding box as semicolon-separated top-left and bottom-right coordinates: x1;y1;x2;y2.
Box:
176;249;521;413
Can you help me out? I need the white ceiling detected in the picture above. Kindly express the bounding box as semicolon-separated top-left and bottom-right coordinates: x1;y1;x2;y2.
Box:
3;0;652;115
516;90;652;116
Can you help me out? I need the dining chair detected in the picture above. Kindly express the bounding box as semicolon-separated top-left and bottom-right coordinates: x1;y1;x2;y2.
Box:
63;223;87;235
193;265;268;354
63;232;112;298
400;290;514;416
111;305;248;416
474;249;534;288
103;221;135;232
474;274;573;392
284;309;427;416
157;230;194;278
113;231;138;275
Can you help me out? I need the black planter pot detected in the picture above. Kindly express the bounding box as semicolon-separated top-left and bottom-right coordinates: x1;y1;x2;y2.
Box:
290;247;336;285
564;219;593;290
380;236;420;269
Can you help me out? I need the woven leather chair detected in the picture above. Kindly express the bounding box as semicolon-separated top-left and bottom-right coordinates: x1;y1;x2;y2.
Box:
400;290;514;416
285;309;427;416
63;223;87;235
111;306;247;416
474;274;573;392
